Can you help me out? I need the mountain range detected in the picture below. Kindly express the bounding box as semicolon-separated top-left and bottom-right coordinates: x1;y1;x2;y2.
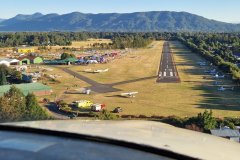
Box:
0;11;239;32
0;19;5;23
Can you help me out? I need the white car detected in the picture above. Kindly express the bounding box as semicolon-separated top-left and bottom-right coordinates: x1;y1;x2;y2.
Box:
91;104;105;112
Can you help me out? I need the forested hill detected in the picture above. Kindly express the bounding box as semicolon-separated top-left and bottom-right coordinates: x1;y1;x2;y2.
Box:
0;11;240;32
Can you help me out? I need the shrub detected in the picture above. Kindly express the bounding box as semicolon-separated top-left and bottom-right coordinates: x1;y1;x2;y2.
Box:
161;116;186;128
185;124;204;132
97;109;118;120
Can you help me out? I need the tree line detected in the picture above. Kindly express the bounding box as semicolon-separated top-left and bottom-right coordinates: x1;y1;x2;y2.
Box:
0;32;174;48
161;110;238;133
176;33;240;83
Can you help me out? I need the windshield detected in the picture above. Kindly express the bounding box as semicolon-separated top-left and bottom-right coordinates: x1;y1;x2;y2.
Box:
0;0;240;159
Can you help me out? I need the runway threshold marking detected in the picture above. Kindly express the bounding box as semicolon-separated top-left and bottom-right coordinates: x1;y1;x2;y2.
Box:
164;72;167;77
157;41;180;83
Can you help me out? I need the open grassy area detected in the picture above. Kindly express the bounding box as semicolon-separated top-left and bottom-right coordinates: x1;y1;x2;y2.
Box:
49;38;112;49
38;41;240;118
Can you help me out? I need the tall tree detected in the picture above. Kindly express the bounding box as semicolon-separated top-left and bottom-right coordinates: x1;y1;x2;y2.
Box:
0;86;26;122
0;70;7;85
25;93;48;120
0;86;49;122
60;53;71;60
187;110;217;132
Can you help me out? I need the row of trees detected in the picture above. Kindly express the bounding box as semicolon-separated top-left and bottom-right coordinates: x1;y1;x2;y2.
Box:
0;86;49;122
0;32;175;48
177;33;240;83
111;35;153;49
161;110;237;133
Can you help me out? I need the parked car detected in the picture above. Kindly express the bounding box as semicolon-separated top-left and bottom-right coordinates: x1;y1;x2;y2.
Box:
91;104;105;112
113;107;122;113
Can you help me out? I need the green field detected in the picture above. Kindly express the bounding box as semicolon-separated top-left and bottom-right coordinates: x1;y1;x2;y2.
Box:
39;41;240;118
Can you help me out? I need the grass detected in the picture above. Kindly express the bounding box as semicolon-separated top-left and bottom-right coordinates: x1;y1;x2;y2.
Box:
49;38;112;49
36;41;240;118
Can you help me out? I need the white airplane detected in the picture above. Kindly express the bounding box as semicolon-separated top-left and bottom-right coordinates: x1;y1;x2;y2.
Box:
213;81;222;85
197;61;207;66
218;86;234;91
93;68;109;73
84;68;109;73
120;92;139;98
213;74;225;79
66;88;91;95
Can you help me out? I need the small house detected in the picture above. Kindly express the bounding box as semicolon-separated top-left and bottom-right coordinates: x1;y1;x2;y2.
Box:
211;128;240;143
29;56;43;64
18;57;30;65
0;58;19;66
59;57;78;65
18;56;43;65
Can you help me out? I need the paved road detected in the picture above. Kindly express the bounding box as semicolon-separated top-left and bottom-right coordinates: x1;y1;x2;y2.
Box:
45;102;70;120
157;42;180;83
54;66;157;93
55;66;121;93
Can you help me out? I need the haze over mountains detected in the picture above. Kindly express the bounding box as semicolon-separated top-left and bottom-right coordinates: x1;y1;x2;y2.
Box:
0;11;240;32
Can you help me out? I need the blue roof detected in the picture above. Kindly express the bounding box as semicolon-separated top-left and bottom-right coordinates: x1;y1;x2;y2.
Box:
211;129;240;137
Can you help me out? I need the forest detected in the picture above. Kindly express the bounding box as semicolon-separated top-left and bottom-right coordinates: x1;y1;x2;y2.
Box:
176;33;240;83
0;32;172;48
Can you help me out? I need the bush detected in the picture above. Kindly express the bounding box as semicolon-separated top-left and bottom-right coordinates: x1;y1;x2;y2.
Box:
185;110;216;132
97;110;118;120
185;124;204;132
59;106;72;113
138;115;148;118
161;116;186;128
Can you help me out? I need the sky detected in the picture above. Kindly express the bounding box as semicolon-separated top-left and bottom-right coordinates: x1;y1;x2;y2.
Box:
0;0;239;23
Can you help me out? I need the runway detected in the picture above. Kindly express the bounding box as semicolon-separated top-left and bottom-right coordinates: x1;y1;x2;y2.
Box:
157;42;180;83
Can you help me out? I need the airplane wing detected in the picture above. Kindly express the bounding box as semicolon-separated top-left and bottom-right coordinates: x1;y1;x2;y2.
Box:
120;93;130;96
121;92;138;97
129;92;138;94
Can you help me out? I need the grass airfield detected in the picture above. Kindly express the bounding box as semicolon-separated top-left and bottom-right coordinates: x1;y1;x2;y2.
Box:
40;41;240;118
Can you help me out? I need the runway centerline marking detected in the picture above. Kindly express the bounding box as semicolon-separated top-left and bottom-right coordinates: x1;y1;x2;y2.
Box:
157;42;180;83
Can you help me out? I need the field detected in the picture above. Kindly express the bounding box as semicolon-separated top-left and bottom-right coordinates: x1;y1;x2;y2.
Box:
49;38;112;49
38;41;240;118
0;39;112;57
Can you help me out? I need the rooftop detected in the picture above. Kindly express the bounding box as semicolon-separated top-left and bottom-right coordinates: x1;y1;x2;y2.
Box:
210;129;240;137
0;83;52;96
0;58;19;63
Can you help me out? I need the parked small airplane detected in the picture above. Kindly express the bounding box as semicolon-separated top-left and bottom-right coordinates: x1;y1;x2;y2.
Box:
84;68;109;73
93;68;109;73
213;81;222;85
218;86;234;91
197;61;207;66
120;92;139;98
213;74;225;79
66;88;91;95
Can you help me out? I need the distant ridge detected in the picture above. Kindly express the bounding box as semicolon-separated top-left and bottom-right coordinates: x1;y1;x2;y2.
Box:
0;11;239;32
0;19;5;23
